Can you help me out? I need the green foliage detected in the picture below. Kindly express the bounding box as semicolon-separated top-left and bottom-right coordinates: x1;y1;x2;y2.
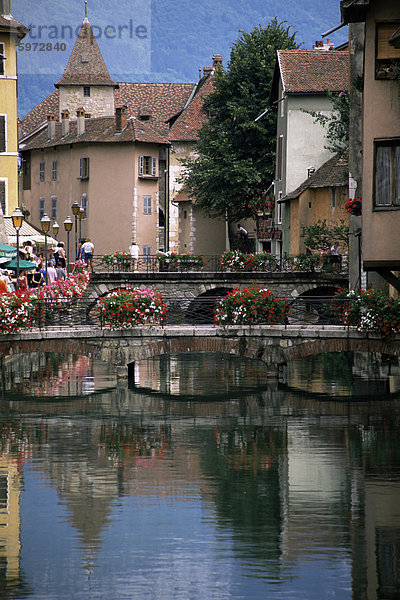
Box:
303;90;349;154
179;18;299;221
331;288;400;338
155;252;206;270
301;219;349;252
214;284;290;325
220;250;279;272
101;252;131;269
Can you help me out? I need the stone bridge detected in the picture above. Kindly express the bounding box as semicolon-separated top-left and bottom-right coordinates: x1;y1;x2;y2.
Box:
84;272;348;309
1;325;399;379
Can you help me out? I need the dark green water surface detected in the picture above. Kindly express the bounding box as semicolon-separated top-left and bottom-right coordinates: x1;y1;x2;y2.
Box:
0;351;399;599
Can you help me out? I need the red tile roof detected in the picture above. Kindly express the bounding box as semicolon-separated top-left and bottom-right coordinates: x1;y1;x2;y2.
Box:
168;71;215;141
55;19;117;87
20;114;170;151
278;50;349;94
19;82;194;140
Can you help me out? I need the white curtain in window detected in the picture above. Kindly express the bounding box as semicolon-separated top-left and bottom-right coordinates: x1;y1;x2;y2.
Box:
375;146;391;205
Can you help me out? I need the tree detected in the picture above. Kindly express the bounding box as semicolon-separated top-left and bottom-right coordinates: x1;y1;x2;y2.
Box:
179;18;299;222
301;219;349;252
303;90;349;154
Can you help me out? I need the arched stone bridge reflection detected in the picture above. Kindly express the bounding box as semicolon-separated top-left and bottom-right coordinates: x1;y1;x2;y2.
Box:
1;326;399;379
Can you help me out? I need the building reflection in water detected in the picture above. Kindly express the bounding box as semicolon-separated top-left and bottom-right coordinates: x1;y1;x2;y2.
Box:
0;351;399;598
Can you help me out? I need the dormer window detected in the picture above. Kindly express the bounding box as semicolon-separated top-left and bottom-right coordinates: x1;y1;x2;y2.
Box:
138;108;152;121
83;86;90;97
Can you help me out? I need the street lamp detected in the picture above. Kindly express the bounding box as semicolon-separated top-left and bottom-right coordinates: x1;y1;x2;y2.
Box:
11;206;24;288
52;220;59;239
71;201;80;259
40;213;51;284
63;216;73;275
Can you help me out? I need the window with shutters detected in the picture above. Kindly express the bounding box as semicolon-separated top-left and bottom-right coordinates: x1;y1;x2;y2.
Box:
39;161;45;181
51;195;57;220
374;140;400;208
142;245;151;264
0;181;5;215
39;197;45;219
143;195;152;215
52;160;57;181
277;135;283;181
0;116;5;152
79;157;89;179
139;155;157;177
0;43;4;76
375;22;400;79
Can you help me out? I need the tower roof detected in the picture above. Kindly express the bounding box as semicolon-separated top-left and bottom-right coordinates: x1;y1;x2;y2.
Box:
55;18;117;87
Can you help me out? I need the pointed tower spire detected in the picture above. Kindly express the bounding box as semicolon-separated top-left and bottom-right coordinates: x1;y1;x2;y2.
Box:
55;18;117;87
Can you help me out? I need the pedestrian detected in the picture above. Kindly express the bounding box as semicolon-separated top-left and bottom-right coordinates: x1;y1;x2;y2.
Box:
237;224;249;252
46;261;57;284
30;266;45;288
82;238;94;272
17;270;28;290
330;243;341;271
129;241;140;271
0;270;8;294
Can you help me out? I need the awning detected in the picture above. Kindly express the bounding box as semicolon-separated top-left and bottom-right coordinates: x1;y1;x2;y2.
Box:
4;217;58;247
0;242;17;258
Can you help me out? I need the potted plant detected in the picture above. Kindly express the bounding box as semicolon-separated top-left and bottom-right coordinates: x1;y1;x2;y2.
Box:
344;197;362;216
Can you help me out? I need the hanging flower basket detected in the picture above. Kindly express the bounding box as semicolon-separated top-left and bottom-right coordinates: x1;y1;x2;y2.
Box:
344;197;362;216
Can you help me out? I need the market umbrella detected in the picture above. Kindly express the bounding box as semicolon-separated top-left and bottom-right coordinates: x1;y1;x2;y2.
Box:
2;258;37;270
0;242;17;258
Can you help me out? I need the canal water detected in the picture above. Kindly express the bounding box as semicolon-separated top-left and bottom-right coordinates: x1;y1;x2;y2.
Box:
0;351;400;599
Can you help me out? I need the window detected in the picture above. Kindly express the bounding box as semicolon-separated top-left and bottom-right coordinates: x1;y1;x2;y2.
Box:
331;188;336;209
143;195;152;214
277;135;283;181
83;86;90;97
52;160;57;181
0;43;4;76
142;245;151;264
374;141;400;207
79;157;89;179
39;197;45;219
139;155;157;177
51;195;57;220
0;116;5;152
277;191;282;224
0;181;5;215
376;22;400;79
39;161;45;181
0;475;7;510
81;193;88;218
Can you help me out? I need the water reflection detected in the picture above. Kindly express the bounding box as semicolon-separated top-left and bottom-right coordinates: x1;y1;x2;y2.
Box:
0;351;399;599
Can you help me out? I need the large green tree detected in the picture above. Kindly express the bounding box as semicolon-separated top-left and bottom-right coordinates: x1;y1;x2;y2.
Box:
179;18;299;221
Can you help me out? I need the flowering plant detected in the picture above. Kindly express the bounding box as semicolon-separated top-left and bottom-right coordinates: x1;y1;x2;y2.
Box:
331;287;400;338
249;196;275;215
96;288;167;329
156;252;206;270
0;269;90;333
220;250;278;272
101;252;131;269
286;254;322;272
214;284;290;326
344;197;362;216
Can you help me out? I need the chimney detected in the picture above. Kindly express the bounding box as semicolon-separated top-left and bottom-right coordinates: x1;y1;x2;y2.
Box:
115;105;128;131
47;114;56;140
0;0;11;17
212;54;223;68
61;110;70;136
313;39;335;51
76;108;85;135
203;66;213;76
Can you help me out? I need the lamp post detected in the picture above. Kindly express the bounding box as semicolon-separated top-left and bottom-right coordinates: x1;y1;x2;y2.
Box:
78;207;85;245
63;216;73;275
11;206;24;289
40;213;51;284
52;220;59;240
71;201;80;259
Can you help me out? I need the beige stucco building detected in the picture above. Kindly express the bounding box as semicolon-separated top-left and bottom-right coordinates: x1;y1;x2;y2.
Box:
341;0;400;292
